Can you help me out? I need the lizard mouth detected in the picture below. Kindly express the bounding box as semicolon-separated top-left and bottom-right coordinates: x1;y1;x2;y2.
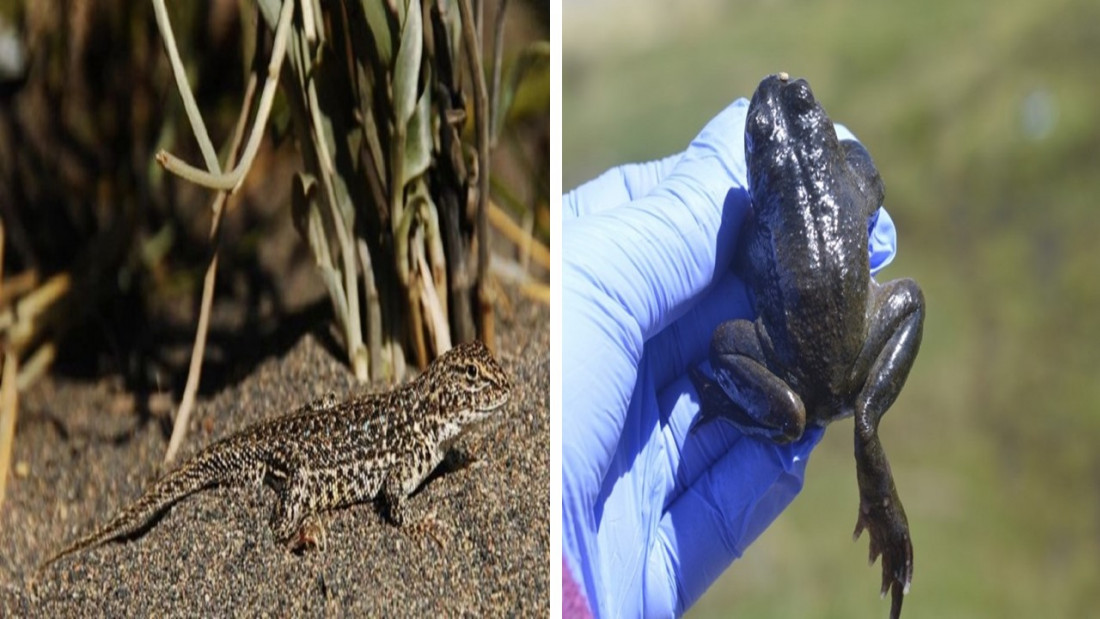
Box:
481;393;510;412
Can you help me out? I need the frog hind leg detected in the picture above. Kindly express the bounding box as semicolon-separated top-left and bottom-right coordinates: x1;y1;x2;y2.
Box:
688;367;787;439
691;318;806;443
850;277;924;619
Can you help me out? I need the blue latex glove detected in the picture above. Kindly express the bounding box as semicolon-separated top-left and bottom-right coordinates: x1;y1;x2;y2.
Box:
562;98;898;617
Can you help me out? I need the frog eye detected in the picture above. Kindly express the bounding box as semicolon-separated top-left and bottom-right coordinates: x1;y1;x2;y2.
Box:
465;363;479;381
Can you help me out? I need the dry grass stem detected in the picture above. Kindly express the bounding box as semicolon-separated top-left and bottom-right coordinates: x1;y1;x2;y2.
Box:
153;0;294;194
457;0;495;352
488;200;549;271
163;44;262;463
0;351;18;506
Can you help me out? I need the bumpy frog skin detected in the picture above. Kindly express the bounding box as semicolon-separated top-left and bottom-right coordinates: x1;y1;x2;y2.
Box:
690;74;925;619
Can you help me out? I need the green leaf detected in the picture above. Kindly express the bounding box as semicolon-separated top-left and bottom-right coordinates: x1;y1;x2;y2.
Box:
361;0;395;67
403;79;433;184
393;0;423;129
256;0;281;31
497;40;550;135
438;0;462;70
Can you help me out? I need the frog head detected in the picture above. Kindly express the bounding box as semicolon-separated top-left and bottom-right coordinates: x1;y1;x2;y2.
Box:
744;73;884;221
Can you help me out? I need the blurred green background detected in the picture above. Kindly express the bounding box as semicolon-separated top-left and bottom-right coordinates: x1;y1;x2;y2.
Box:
565;0;1100;617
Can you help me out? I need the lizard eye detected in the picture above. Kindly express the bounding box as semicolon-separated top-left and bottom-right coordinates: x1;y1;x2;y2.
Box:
465;363;479;381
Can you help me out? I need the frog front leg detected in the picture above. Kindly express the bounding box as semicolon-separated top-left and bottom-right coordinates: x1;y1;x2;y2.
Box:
690;318;806;443
850;277;924;619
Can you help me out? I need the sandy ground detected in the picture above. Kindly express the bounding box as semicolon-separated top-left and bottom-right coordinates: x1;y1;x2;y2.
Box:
0;296;548;616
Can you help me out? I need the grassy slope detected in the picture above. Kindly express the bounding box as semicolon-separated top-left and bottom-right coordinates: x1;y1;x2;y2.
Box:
565;0;1100;617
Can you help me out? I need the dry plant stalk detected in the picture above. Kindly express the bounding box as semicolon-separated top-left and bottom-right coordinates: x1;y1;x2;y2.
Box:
0;272;71;507
0;219;9;507
489;200;549;271
152;0;286;462
0;351;18;506
457;0;495;354
281;0;510;378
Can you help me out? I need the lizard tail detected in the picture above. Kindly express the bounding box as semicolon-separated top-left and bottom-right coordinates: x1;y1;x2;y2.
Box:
39;440;257;570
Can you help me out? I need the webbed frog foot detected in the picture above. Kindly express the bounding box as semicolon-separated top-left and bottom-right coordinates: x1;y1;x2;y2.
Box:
853;482;912;619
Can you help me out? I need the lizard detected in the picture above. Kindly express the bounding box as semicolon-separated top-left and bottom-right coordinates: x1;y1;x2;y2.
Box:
40;339;512;569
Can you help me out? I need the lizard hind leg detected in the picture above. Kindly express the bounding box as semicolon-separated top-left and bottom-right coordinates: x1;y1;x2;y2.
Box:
291;513;327;552
269;468;334;553
380;476;407;526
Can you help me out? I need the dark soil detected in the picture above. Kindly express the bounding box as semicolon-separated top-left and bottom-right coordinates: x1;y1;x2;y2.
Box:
0;292;548;616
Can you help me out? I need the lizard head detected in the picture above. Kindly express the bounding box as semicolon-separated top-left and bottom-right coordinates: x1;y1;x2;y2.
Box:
421;340;512;429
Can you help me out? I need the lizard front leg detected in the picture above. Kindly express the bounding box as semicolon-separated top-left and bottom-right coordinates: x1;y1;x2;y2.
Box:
380;455;452;550
380;436;449;528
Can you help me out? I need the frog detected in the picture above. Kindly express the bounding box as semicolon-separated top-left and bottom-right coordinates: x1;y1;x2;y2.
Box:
689;73;925;619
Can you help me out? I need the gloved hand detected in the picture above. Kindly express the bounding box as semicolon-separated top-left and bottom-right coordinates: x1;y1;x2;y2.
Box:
562;98;898;617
